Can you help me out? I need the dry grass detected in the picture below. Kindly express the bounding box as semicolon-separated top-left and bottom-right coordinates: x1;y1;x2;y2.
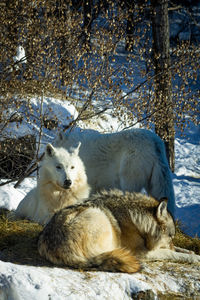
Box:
173;221;200;255
0;209;199;268
0;208;49;266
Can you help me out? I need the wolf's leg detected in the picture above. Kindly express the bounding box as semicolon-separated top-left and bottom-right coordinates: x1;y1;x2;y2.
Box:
146;161;175;217
174;246;194;254
144;249;200;263
14;189;37;221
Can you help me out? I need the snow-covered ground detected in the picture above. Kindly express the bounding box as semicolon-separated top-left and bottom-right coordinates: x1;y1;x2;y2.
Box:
1;259;200;299
174;121;200;237
0;96;200;299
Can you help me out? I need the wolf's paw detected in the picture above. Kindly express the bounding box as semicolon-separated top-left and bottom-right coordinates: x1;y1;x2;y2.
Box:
189;254;200;263
174;246;195;255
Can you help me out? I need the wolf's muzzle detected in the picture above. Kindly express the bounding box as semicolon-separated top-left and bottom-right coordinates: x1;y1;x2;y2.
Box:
63;179;72;189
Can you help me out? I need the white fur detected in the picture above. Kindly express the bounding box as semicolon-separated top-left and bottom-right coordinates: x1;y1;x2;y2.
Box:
145;249;200;263
55;128;175;215
14;143;91;224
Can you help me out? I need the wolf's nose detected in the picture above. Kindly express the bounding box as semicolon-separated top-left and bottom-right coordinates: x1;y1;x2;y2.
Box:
63;179;72;189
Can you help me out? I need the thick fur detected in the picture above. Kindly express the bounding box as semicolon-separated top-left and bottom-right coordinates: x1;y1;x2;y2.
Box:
13;143;90;224
38;190;199;273
55;128;175;215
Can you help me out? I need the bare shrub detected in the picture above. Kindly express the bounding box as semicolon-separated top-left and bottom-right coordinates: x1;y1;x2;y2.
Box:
0;1;199;180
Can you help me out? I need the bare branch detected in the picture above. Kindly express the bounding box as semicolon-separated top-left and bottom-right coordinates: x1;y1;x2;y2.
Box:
14;153;44;189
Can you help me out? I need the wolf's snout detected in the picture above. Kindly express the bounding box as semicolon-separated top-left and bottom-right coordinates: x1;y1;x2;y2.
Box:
63;179;72;189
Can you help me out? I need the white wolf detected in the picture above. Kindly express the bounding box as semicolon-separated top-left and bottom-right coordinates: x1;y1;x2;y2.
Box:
55;128;175;215
13;143;90;224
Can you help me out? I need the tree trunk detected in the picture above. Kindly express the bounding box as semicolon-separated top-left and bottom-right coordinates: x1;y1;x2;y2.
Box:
151;0;175;172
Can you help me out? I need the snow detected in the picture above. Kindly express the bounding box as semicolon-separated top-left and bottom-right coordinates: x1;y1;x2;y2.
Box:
1;260;200;299
0;260;154;300
0;96;200;299
12;45;27;71
0;178;36;211
13;46;27;64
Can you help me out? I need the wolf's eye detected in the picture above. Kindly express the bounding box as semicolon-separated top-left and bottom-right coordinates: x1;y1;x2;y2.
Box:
56;165;62;170
71;166;75;169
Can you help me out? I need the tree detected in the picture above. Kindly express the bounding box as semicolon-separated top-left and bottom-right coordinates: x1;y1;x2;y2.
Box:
1;0;199;181
151;0;175;171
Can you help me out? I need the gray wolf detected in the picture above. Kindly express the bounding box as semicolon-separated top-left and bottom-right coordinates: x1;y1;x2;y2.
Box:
55;128;175;215
13;143;90;224
38;190;199;273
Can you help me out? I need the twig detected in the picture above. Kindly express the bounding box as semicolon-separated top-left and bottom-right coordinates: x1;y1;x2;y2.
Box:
77;107;109;121
36;91;44;161
0;112;18;134
168;6;182;11
14;153;44;188
119;51;193;102
63;89;94;132
0;179;16;187
122;100;174;131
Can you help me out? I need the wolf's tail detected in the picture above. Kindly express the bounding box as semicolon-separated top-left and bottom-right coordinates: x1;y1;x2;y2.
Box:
85;248;140;273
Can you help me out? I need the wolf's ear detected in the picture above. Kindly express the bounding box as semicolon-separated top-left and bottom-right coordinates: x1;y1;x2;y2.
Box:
157;198;168;221
46;144;55;157
73;142;81;156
